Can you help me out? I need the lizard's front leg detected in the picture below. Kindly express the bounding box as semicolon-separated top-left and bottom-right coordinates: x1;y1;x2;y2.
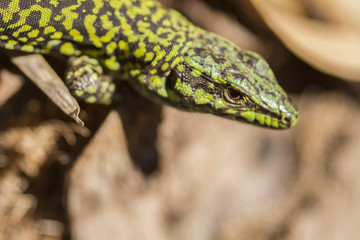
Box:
65;55;116;105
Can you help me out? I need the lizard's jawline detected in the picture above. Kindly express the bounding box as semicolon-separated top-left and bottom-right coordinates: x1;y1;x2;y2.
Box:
213;107;291;129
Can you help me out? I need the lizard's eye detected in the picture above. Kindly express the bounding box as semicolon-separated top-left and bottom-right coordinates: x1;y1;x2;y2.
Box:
224;88;243;103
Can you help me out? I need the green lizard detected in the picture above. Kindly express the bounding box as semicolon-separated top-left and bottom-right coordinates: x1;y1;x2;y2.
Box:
0;0;298;129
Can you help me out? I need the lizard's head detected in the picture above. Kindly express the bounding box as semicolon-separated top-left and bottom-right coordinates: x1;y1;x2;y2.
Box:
166;32;298;129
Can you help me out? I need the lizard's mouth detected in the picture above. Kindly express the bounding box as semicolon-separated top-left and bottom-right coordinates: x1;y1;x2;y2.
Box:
214;107;299;129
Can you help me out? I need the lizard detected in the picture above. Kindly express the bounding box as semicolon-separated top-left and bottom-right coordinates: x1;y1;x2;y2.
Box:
0;0;299;129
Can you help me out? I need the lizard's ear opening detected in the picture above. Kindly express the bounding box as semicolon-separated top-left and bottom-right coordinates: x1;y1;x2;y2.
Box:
165;68;179;91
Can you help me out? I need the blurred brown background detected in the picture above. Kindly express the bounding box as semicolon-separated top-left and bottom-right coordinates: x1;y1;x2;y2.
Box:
1;0;360;239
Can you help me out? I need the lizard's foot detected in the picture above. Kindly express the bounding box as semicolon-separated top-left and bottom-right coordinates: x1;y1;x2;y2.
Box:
65;55;116;105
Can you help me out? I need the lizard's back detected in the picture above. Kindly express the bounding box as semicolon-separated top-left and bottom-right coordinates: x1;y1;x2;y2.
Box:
0;0;195;71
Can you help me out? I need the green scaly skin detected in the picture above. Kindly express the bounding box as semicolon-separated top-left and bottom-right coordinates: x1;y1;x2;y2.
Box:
0;0;299;129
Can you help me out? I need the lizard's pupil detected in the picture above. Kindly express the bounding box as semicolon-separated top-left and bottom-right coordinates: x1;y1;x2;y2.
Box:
227;89;242;100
